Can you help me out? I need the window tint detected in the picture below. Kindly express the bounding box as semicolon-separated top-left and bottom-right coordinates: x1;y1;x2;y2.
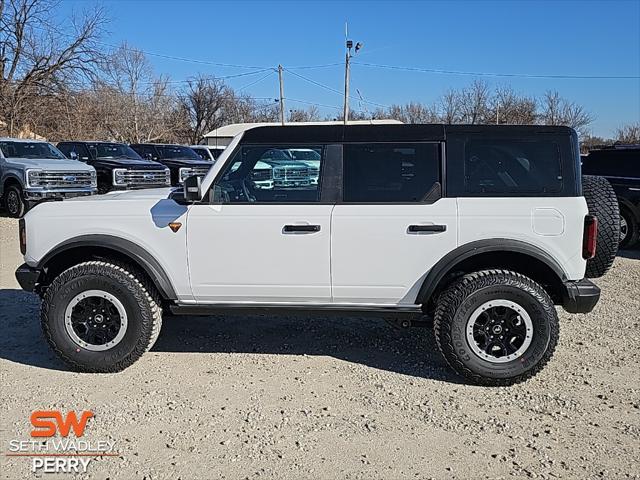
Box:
156;145;200;160
0;141;66;159
213;145;324;203
89;143;142;160
464;140;562;194
343;143;440;202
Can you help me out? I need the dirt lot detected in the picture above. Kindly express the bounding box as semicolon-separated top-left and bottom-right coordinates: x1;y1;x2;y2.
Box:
1;215;639;480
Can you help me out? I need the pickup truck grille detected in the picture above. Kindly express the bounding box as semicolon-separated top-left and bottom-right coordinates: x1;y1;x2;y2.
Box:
116;169;169;187
191;166;212;177
28;171;94;188
273;166;309;181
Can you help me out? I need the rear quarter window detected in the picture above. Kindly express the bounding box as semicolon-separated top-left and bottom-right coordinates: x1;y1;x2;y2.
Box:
464;140;563;194
446;133;578;197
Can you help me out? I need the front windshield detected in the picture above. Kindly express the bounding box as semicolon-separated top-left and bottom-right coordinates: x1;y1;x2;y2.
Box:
92;143;142;160
156;145;200;160
0;141;66;160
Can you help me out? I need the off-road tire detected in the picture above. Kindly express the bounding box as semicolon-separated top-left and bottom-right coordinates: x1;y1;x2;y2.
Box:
434;269;559;386
619;206;639;249
41;261;162;372
3;184;27;218
582;175;619;277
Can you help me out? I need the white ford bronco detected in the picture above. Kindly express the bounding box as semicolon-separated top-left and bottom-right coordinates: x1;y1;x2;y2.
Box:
15;124;620;385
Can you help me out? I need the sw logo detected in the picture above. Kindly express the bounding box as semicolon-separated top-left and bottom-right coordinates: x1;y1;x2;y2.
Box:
30;410;94;437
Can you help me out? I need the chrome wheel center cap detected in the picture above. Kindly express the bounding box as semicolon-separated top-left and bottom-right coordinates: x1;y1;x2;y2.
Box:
94;314;104;323
492;324;503;334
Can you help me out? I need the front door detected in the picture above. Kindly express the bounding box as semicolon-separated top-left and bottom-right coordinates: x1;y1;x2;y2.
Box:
187;144;333;303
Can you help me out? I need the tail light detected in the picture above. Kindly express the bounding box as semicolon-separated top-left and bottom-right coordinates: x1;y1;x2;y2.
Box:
583;215;597;259
19;218;26;255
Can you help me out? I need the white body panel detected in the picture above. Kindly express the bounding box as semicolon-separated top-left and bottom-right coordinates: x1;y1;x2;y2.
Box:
457;197;588;281
187;204;333;303
23;188;194;302
331;200;458;304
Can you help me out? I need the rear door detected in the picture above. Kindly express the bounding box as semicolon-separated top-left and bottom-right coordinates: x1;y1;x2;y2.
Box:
331;142;458;304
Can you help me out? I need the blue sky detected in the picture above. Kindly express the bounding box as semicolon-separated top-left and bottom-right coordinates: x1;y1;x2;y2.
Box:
58;0;640;137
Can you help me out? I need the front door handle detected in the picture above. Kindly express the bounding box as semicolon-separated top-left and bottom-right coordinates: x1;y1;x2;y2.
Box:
283;224;321;234
407;224;447;234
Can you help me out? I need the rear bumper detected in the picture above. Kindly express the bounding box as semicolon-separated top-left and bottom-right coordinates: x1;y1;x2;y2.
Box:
15;263;42;292
561;279;600;313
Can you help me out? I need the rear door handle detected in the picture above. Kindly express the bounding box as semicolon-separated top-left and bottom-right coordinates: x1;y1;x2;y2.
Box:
407;224;447;234
283;224;321;234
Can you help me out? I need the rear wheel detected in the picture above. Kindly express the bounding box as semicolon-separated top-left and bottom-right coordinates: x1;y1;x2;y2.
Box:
619;206;639;249
582;175;619;277
434;270;559;386
41;261;162;372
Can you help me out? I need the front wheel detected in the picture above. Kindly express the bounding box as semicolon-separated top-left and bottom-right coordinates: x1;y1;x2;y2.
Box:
434;270;559;386
3;185;27;218
41;261;162;372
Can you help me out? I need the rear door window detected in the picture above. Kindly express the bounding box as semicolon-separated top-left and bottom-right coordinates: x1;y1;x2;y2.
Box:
342;143;441;202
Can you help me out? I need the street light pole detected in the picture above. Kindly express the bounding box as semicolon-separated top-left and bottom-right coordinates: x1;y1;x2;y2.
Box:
343;45;351;125
343;39;362;125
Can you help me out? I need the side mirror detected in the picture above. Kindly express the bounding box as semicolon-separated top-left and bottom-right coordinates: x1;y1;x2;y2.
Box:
69;151;78;160
183;175;202;202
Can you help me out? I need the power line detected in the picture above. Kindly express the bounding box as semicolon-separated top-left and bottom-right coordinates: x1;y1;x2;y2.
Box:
352;61;640;80
284;67;387;109
284;68;344;96
286;62;344;70
236;71;276;91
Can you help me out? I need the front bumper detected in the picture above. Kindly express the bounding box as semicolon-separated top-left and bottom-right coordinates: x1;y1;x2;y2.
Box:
24;188;96;201
15;263;42;292
562;279;600;313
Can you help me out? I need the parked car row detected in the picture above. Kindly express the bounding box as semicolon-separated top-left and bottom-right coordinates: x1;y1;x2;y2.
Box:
0;138;228;217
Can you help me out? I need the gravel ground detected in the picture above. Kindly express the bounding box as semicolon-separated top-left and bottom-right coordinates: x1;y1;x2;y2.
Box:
0;215;639;479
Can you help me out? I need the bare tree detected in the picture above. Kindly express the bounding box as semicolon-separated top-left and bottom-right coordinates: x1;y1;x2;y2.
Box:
288;105;320;123
438;89;462;124
387;101;438;123
490;86;536;125
178;74;231;144
98;44;178;143
615;123;640;143
0;0;106;136
539;90;593;135
458;80;491;124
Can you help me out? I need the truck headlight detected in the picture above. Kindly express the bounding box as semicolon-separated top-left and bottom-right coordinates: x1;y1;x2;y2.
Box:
164;168;171;185
90;170;97;187
113;168;127;186
26;169;42;187
179;167;193;184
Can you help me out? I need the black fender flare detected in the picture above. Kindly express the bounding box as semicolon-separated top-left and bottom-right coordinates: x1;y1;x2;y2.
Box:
38;234;178;300
415;239;568;304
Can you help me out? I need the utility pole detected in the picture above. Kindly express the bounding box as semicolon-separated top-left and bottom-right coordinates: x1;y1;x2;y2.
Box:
278;64;285;125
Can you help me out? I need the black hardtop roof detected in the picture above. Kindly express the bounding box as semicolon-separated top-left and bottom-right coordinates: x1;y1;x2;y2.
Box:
241;124;576;144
